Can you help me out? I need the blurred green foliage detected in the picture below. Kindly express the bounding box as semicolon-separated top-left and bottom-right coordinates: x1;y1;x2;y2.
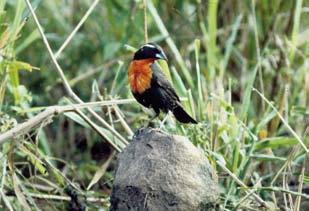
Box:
0;0;309;210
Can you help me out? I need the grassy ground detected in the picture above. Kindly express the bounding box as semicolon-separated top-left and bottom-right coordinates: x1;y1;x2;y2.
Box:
0;0;309;210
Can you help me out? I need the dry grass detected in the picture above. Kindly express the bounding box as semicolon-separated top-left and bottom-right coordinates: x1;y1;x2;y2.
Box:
0;0;308;210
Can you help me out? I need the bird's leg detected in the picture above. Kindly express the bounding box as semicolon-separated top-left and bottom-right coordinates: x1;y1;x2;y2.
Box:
159;112;170;129
133;127;147;139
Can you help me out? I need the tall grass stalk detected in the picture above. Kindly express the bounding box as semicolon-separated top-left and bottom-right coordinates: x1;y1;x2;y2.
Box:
194;39;204;120
289;0;303;62
251;0;265;112
206;0;218;83
1;1;309;209
221;14;242;77
147;0;194;88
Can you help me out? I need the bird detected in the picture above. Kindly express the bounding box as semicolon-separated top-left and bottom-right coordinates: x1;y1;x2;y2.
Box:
128;43;197;125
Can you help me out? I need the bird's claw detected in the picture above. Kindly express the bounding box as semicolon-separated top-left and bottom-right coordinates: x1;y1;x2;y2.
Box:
133;127;148;139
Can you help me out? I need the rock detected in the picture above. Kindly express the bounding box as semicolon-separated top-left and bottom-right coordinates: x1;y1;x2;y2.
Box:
110;128;219;211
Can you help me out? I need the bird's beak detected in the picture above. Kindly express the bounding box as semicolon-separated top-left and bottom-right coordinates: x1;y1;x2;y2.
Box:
155;52;168;61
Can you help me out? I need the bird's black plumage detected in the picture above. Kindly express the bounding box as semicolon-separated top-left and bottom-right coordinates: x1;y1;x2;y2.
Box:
129;43;197;124
133;43;167;60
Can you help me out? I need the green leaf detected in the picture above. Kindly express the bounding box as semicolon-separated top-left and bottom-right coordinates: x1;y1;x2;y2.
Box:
255;137;299;150
222;14;243;71
12;173;31;210
170;66;191;113
256;110;277;131
250;154;286;162
291;106;309;116
111;61;125;96
8;60;38;104
24;142;65;187
240;64;258;120
19;145;48;176
16;29;41;54
8;64;20;104
171;66;186;97
0;28;9;49
104;42;121;60
0;0;6;12
10;0;25;43
0;75;7;106
124;44;137;53
64;111;90;129
64;112;126;150
91;79;102;100
9;60;35;72
87;152;115;190
195;38;204;120
187;89;195;118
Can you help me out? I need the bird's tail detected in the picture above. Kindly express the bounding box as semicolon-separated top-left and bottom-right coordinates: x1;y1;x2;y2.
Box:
172;103;197;124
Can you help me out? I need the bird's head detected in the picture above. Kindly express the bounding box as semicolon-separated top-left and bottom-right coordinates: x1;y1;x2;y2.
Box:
133;43;168;61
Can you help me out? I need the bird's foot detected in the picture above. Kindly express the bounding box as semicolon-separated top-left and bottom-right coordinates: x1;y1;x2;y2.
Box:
133;112;169;139
159;112;170;129
150;127;169;136
133;127;162;140
133;127;147;139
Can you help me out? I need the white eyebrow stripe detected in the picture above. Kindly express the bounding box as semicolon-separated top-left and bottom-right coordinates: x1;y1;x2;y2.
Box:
143;44;156;48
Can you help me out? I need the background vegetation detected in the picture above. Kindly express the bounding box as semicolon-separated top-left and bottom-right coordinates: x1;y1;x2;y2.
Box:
0;0;309;210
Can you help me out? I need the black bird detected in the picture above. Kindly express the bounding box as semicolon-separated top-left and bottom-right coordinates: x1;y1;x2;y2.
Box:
128;43;197;124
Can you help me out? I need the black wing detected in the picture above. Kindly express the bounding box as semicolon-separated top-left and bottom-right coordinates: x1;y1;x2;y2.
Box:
151;62;197;124
150;62;180;103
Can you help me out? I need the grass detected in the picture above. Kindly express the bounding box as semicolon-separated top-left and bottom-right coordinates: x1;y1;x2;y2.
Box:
0;0;309;210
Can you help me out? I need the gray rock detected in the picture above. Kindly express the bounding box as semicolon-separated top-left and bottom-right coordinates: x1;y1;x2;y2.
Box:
110;128;219;211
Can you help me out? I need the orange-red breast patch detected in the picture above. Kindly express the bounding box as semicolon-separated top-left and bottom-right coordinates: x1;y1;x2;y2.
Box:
128;59;154;94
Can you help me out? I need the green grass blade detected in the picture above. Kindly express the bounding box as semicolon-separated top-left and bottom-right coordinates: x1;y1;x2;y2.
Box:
194;39;203;120
111;61;124;96
10;0;25;41
255;137;301;150
222;14;243;72
206;0;219;81
147;0;194;88
240;64;258;120
15;29;40;54
289;0;303;62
